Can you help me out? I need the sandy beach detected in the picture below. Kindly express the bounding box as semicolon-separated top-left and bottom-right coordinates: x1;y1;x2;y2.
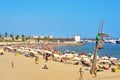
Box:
0;51;120;80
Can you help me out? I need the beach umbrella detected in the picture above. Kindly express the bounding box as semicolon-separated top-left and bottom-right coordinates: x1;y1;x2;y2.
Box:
110;57;118;61
60;55;66;58
53;54;60;58
98;33;109;37
101;56;109;60
43;50;52;54
80;55;88;58
73;54;78;57
82;58;91;63
66;50;70;53
98;60;111;64
30;50;38;55
72;57;81;61
90;55;99;60
35;49;41;52
65;54;74;59
0;49;4;52
7;46;13;49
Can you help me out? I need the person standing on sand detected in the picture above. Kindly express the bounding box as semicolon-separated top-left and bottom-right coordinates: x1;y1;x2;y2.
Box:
45;53;48;62
79;68;84;80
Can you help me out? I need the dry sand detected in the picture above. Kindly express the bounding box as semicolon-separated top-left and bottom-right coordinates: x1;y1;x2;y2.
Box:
0;52;120;80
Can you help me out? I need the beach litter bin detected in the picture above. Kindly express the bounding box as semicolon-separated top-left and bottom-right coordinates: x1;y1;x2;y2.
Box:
35;57;40;64
36;59;40;64
15;53;19;56
111;67;118;73
114;67;118;73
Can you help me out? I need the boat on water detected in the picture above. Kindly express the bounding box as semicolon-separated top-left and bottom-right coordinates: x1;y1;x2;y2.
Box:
116;40;120;44
104;39;116;44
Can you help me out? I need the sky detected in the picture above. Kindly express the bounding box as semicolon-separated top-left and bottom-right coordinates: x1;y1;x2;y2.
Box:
0;0;120;38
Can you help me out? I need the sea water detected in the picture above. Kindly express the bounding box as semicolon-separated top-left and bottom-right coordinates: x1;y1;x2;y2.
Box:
55;43;120;59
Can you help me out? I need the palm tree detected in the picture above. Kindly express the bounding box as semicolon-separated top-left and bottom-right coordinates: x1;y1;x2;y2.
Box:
26;36;31;41
37;36;40;42
4;32;8;37
21;34;25;41
44;36;49;40
15;35;19;40
10;34;14;41
0;33;3;41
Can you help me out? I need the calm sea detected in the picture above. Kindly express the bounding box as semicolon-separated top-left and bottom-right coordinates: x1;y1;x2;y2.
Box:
55;43;120;59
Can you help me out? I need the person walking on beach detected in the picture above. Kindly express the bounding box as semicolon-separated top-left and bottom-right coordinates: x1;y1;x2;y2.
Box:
45;53;48;62
79;68;84;80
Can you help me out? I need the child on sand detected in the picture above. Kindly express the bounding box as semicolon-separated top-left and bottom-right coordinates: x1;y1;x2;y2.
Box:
42;64;48;69
79;68;84;80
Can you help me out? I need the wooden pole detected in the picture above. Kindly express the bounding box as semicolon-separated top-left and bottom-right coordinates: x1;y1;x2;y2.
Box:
90;21;103;74
90;40;99;74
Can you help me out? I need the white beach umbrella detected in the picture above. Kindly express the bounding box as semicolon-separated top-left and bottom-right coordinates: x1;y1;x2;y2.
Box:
90;55;99;60
73;54;78;57
110;57;118;61
72;57;81;61
54;54;60;58
98;60;111;64
35;49;41;52
82;58;91;63
101;56;109;60
65;54;74;59
30;50;38;55
80;55;88;58
44;50;52;54
0;49;4;53
7;46;13;50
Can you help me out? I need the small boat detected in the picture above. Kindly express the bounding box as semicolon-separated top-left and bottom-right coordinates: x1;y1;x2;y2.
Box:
116;40;120;44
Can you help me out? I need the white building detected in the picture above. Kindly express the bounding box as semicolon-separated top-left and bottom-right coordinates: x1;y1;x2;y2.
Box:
75;35;80;42
49;35;53;38
32;36;39;38
40;36;44;38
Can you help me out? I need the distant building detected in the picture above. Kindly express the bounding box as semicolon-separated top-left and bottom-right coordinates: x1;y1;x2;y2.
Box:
33;36;39;38
40;36;44;38
4;37;12;41
75;35;80;42
49;35;53;38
